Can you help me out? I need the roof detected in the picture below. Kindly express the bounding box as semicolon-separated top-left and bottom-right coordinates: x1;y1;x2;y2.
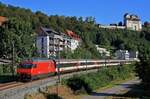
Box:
65;30;80;41
0;16;8;26
124;13;140;21
37;27;59;36
41;27;58;35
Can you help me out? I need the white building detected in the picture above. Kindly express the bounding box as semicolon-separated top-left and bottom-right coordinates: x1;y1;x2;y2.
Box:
95;45;110;57
36;27;67;57
65;30;81;51
98;13;142;31
98;25;125;30
124;13;142;31
36;27;80;58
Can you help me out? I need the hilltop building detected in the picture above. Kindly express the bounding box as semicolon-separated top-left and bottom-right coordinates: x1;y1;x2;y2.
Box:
98;13;142;31
36;27;81;58
124;13;142;31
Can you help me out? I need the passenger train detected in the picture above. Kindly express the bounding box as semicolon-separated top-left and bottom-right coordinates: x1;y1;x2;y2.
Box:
17;58;135;81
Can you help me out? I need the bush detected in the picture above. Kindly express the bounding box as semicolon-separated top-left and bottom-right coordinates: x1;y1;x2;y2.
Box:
66;64;135;94
47;94;62;99
67;75;91;94
136;59;150;89
0;65;3;75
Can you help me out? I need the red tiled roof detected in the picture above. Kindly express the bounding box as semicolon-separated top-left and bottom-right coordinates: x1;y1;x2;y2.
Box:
0;16;8;26
66;30;80;41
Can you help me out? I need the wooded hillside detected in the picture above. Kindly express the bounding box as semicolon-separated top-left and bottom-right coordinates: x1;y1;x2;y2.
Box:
0;2;150;60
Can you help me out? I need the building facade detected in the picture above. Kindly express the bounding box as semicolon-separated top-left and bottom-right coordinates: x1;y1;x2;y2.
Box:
65;30;80;51
36;27;80;58
115;50;138;60
129;51;138;60
36;27;65;57
124;13;142;31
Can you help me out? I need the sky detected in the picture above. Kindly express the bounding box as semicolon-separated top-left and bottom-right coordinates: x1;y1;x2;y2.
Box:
0;0;150;24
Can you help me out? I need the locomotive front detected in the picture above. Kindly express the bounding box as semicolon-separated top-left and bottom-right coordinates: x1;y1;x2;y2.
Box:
17;61;36;80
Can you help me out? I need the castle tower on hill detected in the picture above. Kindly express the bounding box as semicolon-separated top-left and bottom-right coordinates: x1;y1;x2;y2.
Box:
124;13;142;31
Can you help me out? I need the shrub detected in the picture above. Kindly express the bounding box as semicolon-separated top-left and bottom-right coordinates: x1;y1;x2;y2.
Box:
47;94;62;99
67;75;92;94
66;64;135;94
136;59;150;89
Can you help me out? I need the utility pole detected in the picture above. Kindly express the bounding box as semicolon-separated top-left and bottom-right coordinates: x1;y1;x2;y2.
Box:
58;40;61;83
86;52;87;72
105;55;107;67
57;39;61;98
11;41;15;76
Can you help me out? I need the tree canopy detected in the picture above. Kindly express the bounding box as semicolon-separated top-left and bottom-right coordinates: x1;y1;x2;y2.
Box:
0;2;150;60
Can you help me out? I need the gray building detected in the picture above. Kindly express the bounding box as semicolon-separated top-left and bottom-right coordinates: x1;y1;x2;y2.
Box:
115;50;130;60
115;50;138;60
129;51;138;60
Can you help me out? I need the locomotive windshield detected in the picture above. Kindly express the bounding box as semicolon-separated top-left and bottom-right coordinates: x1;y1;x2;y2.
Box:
19;64;36;69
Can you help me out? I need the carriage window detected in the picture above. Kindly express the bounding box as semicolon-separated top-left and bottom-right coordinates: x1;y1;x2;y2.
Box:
19;64;37;69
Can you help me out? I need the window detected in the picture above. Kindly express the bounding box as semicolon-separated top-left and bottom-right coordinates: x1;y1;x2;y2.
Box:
134;26;137;30
18;64;37;69
41;38;44;43
41;38;44;49
42;50;44;54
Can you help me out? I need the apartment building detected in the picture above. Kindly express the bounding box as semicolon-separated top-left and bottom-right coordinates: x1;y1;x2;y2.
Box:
36;27;80;58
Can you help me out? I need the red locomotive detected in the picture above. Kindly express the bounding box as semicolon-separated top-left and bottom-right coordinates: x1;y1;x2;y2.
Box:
17;58;56;80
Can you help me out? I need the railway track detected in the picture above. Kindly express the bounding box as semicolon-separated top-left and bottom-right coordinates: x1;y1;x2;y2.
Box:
0;82;23;91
